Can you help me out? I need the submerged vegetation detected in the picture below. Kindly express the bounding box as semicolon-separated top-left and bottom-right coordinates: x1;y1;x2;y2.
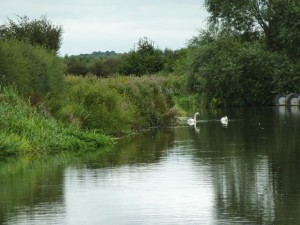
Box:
1;1;300;157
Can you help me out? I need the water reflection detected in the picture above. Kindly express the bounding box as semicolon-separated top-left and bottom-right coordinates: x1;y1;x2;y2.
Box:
0;157;66;224
1;107;300;224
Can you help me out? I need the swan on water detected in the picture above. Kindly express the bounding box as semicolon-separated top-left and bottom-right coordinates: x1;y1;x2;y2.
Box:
187;112;200;126
220;116;228;125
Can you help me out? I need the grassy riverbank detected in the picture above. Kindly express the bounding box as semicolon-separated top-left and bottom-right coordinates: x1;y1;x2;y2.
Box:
48;74;185;136
0;74;187;158
0;87;114;157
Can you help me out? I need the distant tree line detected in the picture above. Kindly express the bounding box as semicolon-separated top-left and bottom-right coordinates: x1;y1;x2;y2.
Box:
64;37;187;77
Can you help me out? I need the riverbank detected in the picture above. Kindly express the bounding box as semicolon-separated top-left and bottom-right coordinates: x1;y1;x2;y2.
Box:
0;87;114;157
47;74;186;136
0;74;188;158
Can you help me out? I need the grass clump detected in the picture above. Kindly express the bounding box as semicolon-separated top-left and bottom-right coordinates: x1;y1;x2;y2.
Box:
0;87;114;157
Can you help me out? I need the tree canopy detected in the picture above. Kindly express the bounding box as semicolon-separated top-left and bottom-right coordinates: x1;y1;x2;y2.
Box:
0;16;63;53
184;0;300;106
118;37;164;76
204;0;300;58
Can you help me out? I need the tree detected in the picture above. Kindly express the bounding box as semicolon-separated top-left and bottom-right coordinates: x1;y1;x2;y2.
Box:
163;48;188;74
204;0;300;56
184;0;300;106
0;15;63;53
118;37;164;76
186;31;296;106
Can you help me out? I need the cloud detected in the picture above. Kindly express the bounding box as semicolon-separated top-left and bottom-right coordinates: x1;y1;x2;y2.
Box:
1;0;209;55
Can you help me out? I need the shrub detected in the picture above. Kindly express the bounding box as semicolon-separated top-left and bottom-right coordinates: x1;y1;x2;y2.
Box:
0;39;65;103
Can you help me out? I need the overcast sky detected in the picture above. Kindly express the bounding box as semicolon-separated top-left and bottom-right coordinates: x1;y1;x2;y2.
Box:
1;0;209;55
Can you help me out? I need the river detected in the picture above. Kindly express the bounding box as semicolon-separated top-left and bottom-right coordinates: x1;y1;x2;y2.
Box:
1;107;300;224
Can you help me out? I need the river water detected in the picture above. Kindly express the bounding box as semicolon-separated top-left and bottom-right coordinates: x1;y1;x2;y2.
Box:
1;107;300;224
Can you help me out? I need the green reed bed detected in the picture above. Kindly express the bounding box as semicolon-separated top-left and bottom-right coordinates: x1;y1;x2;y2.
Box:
0;88;114;157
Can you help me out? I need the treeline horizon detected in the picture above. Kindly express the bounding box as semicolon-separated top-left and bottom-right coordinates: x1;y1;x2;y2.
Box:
63;37;187;77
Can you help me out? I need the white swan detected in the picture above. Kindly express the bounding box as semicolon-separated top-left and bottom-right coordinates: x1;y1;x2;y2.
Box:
220;116;228;125
187;112;200;126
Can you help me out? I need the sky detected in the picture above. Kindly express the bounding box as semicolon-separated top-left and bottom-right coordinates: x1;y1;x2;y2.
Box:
1;0;209;55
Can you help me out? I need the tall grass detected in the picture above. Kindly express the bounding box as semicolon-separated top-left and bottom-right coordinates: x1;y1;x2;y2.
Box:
0;87;114;157
49;75;181;136
104;75;178;128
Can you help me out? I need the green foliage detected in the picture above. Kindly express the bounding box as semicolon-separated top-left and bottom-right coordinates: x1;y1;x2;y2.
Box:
186;32;300;106
65;57;89;76
88;56;123;77
64;55;123;77
0;15;63;53
52;75;179;135
107;75;178;128
118;37;164;76
184;0;300;106
0;39;65;101
204;0;264;36
204;0;300;58
277;1;300;59
187;35;243;106
0;87;113;157
55;75;134;136
63;39;187;77
77;50;118;58
163;48;188;74
271;58;300;94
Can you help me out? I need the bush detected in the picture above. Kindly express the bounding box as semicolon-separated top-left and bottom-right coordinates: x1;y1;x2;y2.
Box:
0;39;65;103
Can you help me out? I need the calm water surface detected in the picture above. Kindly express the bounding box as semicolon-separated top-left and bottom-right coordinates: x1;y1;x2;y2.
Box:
1;107;300;224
